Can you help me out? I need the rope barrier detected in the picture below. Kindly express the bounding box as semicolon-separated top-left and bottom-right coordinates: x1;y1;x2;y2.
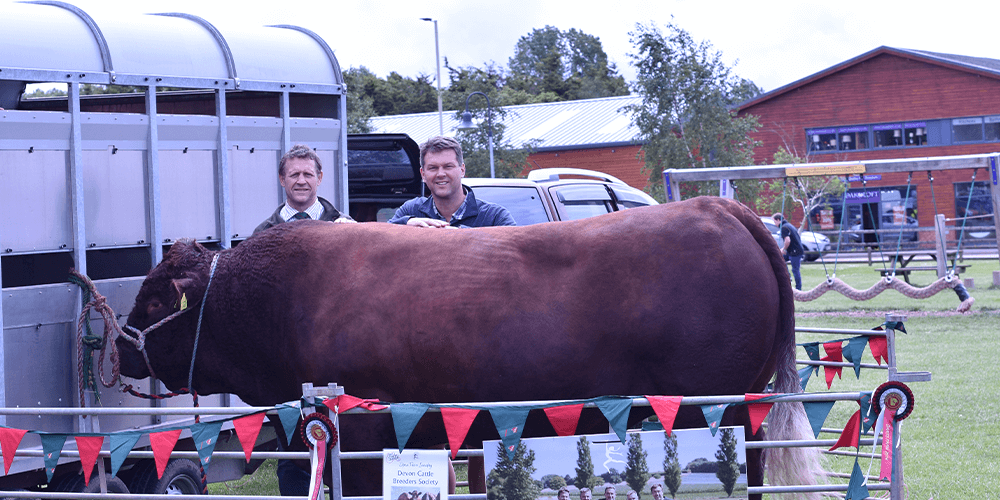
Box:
792;275;975;313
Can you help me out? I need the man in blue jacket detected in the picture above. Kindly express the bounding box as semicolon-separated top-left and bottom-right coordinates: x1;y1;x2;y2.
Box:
773;213;804;290
388;136;515;228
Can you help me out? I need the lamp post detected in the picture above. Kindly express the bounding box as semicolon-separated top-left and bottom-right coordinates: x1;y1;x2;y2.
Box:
457;91;494;178
420;17;444;135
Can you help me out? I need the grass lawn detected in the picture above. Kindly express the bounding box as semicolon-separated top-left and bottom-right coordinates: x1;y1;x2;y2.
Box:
207;257;1000;499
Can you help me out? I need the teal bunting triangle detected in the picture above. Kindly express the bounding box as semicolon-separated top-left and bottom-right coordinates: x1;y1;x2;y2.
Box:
802;401;836;438
489;407;531;460
391;403;429;452
110;432;142;477
797;365;814;391
595;398;633;444
845;459;870;499
843;336;869;378
859;392;875;434
803;343;821;374
191;421;224;472
277;404;301;446
884;321;906;334
40;434;68;483
700;404;729;436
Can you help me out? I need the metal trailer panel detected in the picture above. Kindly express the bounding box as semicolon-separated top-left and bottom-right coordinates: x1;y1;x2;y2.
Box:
80;112;148;150
82;149;147;248
158;114;220;150
159;150;219;243
0;150;72;253
290;117;342;150
227;116;284;150
0;110;72;151
218;25;341;86
0;3;106;74
230;148;283;239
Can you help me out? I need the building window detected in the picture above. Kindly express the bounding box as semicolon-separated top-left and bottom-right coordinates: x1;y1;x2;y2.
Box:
952;117;983;142
873;123;903;147
904;122;927;146
808;128;837;151
953;181;996;240
985;116;1000;142
837;126;868;150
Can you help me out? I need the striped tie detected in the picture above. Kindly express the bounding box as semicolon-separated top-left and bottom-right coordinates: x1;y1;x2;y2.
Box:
292;212;310;220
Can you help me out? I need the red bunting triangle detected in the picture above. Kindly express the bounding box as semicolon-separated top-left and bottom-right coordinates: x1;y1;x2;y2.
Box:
821;341;844;389
743;394;774;436
74;435;105;485
645;396;682;436
0;428;28;475
324;394;388;414
233;412;266;462
440;407;479;459
829;409;861;451
869;336;888;365
543;404;583;436
150;429;182;479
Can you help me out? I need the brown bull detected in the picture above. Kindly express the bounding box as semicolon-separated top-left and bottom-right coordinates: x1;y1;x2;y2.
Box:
117;197;821;498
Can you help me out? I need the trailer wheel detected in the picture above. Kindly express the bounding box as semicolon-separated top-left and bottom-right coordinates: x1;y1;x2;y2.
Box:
130;459;205;495
54;473;128;493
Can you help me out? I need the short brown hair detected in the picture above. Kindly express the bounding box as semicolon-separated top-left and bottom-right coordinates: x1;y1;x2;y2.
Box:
419;136;464;167
772;213;784;222
279;144;322;177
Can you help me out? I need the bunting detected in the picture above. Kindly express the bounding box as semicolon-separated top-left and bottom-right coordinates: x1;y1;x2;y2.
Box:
843;336;869;378
0;427;28;475
595;398;632;444
821;341;844;389
700;404;729;436
40;434;68;482
233;412;266;463
543;404;583;436
326;395;387;414
390;403;430;452
829;410;861;451
644;396;682;436
845;459;870;500
802;401;835;438
150;429;182;479
869;336;888;365
743;394;774;436
276;404;302;446
74;435;105;485
489;408;530;460
802;343;821;374
440;407;479;459
191;421;223;473
797;365;813;391
109;432;142;477
859;392;875;434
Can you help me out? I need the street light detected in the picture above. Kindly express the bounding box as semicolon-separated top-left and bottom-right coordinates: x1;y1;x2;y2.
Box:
457;91;494;178
420;17;444;135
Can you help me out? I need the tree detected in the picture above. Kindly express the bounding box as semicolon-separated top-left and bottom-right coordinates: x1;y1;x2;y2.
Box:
343;65;437;118
487;442;540;500
574;436;598;490
343;67;376;133
714;428;740;497
662;434;682;499
767;147;847;230
600;468;622;485
626;21;762;202
507;26;628;102
623;434;650;494
545;475;567;490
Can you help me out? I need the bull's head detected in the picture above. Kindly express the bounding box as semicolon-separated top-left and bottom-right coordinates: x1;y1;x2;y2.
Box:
117;239;213;386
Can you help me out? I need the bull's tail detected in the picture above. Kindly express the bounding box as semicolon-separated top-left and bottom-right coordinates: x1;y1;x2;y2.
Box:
765;338;826;499
723;197;826;498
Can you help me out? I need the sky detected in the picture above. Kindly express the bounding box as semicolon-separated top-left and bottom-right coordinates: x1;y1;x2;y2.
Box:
10;0;1000;96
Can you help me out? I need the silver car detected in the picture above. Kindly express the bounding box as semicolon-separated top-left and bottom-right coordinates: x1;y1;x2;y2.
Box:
760;216;831;261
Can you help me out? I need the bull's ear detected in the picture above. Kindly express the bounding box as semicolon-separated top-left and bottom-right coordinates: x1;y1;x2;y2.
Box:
171;278;197;310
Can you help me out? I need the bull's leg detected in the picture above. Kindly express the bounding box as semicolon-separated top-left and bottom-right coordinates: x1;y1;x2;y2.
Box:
467;456;486;493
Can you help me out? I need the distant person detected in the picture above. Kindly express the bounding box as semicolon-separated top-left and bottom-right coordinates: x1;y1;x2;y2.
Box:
650;484;664;500
558;487;571;500
773;213;804;290
626;491;638;500
388;136;515;228
604;486;616;500
579;487;593;500
253;144;355;236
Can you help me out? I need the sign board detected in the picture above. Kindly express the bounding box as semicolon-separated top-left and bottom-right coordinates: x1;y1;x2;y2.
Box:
892;205;906;225
785;163;865;177
485;428;748;500
820;209;834;229
846;174;882;182
383;449;449;500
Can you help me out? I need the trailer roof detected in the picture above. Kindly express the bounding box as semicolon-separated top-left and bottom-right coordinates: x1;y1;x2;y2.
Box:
0;1;342;92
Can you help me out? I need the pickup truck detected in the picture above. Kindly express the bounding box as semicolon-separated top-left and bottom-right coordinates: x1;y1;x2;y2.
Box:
347;134;658;223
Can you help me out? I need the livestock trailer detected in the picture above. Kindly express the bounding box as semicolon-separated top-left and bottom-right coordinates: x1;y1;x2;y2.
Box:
0;1;347;492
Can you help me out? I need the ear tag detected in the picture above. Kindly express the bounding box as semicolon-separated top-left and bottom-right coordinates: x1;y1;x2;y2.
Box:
180;293;188;311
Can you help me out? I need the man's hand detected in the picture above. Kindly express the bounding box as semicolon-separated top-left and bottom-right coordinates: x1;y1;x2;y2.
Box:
406;217;453;228
333;217;357;224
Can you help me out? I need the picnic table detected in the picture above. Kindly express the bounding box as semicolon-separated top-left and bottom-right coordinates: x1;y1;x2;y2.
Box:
876;264;969;284
866;248;960;267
